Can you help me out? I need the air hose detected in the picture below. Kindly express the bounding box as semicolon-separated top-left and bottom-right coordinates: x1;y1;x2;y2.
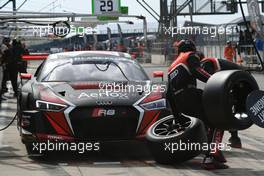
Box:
0;113;17;131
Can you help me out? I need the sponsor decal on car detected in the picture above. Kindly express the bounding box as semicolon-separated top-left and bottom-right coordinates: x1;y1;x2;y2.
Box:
96;101;113;105
92;108;116;118
77;92;129;99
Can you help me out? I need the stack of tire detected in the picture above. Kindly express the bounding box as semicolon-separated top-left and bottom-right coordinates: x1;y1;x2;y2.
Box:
146;70;259;164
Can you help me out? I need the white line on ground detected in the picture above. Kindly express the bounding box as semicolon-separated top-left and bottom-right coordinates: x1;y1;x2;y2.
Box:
93;162;122;165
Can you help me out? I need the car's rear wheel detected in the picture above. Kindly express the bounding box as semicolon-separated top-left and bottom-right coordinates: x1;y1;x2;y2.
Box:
146;115;207;165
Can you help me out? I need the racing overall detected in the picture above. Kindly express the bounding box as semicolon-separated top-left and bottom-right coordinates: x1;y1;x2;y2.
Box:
167;52;230;162
167;51;210;122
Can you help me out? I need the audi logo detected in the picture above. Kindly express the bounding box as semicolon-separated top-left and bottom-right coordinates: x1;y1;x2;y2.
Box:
96;101;113;105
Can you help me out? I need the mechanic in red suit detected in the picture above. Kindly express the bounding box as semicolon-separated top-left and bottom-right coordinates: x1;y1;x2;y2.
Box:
167;39;228;170
201;57;243;149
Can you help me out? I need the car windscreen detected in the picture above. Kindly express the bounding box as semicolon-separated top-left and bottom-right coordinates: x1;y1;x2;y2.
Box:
38;57;149;82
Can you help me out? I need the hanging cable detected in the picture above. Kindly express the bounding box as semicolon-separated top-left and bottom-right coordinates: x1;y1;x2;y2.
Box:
0;113;17;131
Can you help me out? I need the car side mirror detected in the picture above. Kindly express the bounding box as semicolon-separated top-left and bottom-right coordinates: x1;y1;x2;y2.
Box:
20;73;32;80
131;54;136;59
153;71;164;81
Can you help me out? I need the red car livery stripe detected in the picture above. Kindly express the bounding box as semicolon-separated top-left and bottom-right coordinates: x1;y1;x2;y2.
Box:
70;83;101;90
137;110;160;135
44;112;73;136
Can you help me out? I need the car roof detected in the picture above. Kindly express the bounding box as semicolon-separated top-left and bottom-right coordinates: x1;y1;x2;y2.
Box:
48;51;132;60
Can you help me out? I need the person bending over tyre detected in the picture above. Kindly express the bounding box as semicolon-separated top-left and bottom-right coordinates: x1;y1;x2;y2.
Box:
167;39;228;170
201;57;243;149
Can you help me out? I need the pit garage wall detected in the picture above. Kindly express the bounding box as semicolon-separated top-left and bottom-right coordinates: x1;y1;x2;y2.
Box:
197;45;225;59
149;43;263;66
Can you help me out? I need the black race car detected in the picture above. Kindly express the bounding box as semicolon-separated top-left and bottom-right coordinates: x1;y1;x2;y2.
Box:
17;51;171;154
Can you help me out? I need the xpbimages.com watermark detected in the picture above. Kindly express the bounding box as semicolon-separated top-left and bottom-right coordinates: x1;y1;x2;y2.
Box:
32;141;100;154
77;82;167;100
98;82;167;94
163;25;233;38
164;140;232;154
31;21;98;38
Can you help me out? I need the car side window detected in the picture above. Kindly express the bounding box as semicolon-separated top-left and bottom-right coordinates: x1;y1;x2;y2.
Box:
34;61;44;78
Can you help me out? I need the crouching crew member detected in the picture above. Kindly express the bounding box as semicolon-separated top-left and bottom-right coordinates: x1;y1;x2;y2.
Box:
167;39;228;170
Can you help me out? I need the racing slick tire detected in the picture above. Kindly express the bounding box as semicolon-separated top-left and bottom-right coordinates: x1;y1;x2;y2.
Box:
203;70;259;130
146;115;207;165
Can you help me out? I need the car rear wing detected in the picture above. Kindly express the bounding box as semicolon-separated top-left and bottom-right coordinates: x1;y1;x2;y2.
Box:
22;53;49;61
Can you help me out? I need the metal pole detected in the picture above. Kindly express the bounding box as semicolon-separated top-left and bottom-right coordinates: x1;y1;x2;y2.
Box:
12;0;16;37
12;0;16;15
174;0;177;40
17;0;28;11
0;0;12;10
142;0;160;17
143;17;147;46
136;0;159;22
159;0;164;36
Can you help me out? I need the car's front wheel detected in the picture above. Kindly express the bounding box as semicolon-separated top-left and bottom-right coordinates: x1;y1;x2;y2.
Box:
146;115;207;165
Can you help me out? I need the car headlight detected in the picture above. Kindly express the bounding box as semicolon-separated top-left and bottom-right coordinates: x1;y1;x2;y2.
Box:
140;99;166;111
36;100;67;112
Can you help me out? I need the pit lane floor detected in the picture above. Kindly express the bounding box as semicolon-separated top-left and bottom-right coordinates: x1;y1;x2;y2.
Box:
0;66;263;176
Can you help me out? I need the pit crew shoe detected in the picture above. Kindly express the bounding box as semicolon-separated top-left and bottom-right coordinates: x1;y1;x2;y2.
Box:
201;156;229;170
211;150;227;163
228;136;242;148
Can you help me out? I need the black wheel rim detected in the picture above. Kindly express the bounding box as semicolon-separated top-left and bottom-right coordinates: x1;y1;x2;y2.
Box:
153;117;191;137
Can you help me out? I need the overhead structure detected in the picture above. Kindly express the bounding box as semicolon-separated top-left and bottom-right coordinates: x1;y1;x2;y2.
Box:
168;0;238;36
136;0;264;40
0;0;147;46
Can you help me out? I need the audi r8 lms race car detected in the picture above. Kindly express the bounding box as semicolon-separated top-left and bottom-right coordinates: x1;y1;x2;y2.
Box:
17;50;262;167
17;51;171;154
2;0;264;175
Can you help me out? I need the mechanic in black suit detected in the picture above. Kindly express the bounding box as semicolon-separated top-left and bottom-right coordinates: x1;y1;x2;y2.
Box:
0;37;11;100
167;39;228;170
2;39;24;97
